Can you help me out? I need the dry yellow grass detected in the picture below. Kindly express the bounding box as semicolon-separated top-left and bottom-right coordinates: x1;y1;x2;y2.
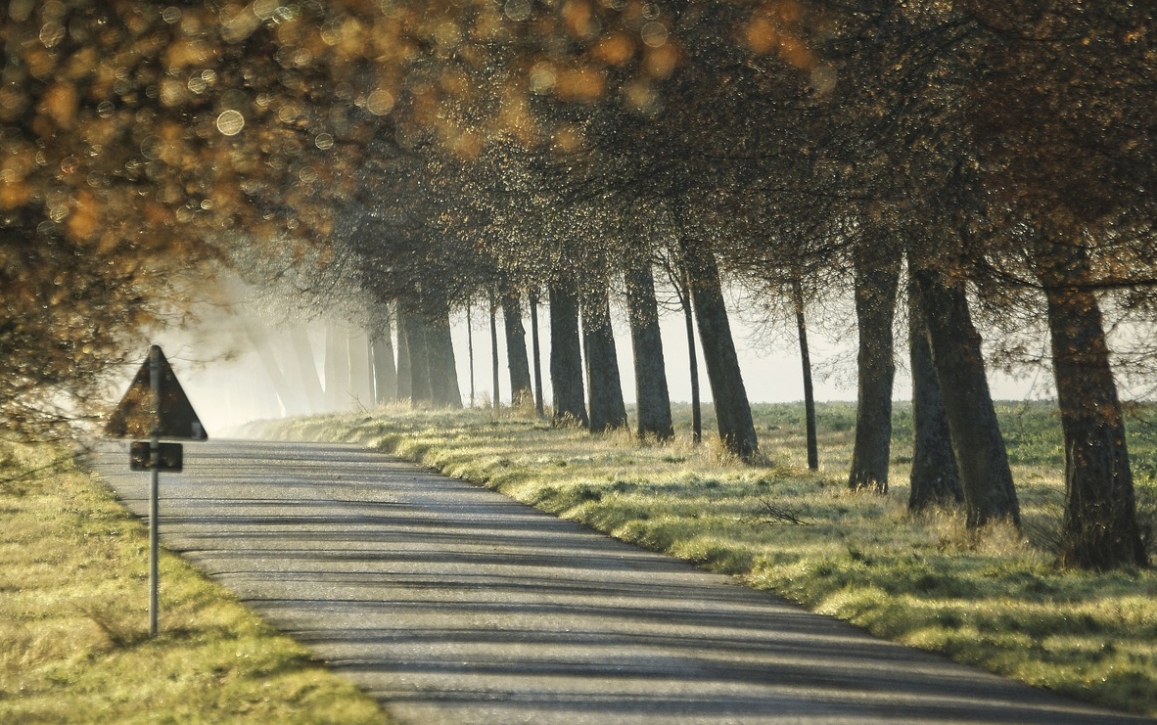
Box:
0;442;393;725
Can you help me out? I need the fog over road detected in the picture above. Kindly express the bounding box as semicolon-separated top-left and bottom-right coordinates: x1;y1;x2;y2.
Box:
93;440;1151;725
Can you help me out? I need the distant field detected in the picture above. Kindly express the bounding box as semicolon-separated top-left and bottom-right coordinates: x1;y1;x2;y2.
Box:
0;442;393;725
258;400;1157;718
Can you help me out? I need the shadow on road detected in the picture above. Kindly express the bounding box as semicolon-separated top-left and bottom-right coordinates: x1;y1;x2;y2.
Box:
93;440;1153;725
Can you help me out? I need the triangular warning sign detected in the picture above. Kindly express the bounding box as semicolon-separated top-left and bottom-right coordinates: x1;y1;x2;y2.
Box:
105;346;208;440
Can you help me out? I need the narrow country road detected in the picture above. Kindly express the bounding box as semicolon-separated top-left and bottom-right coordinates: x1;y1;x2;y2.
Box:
92;440;1151;725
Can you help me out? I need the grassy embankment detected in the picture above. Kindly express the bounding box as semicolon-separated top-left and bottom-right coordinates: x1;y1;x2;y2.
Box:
0;442;393;725
259;400;1157;718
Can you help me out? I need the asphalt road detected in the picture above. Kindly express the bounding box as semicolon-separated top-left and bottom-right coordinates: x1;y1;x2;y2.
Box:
92;439;1152;725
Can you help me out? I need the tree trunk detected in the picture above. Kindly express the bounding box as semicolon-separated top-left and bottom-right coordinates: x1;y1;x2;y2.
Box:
625;261;674;440
583;287;628;433
348;328;374;409
323;322;349;411
401;311;431;406
396;316;412;402
791;278;819;471
912;266;1020;527
530;288;545;417
371;307;397;406
502;292;534;407
489;292;501;408
466;305;475;407
679;264;702;445
907;273;963;511
848;247;900;492
680;239;757;460
244;322;301;417
1035;242;1146;569
426;310;463;409
289;326;325;413
549;277;589;427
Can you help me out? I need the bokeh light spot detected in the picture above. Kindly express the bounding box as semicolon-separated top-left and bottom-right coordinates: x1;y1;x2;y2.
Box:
216;109;245;136
529;63;557;94
252;0;279;21
39;23;65;48
641;22;668;48
810;63;837;95
505;0;531;22
366;90;395;116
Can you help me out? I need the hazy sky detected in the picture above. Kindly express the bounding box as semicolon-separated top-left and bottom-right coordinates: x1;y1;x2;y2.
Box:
449;305;1048;409
155;293;1047;437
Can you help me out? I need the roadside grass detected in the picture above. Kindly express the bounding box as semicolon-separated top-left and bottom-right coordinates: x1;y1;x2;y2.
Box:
257;400;1157;718
0;442;392;725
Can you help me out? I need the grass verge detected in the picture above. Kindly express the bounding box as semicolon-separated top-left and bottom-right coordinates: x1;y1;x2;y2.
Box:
255;401;1157;718
0;441;392;725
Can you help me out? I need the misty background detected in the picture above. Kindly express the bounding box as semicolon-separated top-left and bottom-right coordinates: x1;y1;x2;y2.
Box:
125;278;1050;437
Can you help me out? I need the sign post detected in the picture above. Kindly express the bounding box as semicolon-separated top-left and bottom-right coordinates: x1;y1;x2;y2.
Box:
149;346;161;637
106;345;207;637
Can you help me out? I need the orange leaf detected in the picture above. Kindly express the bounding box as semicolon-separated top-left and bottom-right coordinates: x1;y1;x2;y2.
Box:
40;82;79;129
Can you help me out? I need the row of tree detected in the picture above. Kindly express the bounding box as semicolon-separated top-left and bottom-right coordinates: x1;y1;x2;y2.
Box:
4;2;1155;569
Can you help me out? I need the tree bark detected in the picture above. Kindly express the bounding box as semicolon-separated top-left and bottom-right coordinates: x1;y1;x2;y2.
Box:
289;326;325;413
426;310;463;409
679;264;702;445
1035;242;1147;569
400;311;431;406
502;291;534;407
680;239;757;460
907;273;964;511
466;305;475;407
791;278;819;471
530;288;545;417
323;322;349;411
912;266;1020;527
244;322;301;417
583;287;628;433
489;292;501;407
848;247;900;492
395;316;412;402
625;261;674;440
371;306;397;406
348;327;374;409
549;277;589;427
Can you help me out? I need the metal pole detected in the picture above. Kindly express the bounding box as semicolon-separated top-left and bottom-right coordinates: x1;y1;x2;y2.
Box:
149;345;161;638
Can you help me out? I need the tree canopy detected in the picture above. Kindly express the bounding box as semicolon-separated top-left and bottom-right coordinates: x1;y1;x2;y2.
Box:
4;0;1156;568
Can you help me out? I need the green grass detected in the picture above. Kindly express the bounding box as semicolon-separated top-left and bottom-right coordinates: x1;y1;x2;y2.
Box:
256;400;1157;718
0;442;393;725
